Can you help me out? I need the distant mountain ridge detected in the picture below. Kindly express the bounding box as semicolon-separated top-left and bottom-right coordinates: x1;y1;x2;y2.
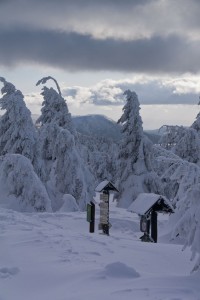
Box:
32;113;161;143
73;115;161;144
73;114;122;142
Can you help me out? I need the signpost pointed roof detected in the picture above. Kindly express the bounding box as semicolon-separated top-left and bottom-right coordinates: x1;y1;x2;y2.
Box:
95;180;119;193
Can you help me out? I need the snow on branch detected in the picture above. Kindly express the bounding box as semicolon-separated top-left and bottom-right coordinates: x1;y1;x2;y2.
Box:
36;76;61;96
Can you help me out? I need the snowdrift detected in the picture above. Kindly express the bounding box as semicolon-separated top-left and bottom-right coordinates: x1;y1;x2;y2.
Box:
0;154;51;212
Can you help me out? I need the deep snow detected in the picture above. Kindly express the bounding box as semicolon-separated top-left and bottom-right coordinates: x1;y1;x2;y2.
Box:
0;202;199;300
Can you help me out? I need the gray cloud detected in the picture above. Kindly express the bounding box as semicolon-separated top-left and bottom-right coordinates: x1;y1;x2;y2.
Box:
0;0;199;41
0;28;200;74
0;0;152;9
62;77;200;106
27;0;150;6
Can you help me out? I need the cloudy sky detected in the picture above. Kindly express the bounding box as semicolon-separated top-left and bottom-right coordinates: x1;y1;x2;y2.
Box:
1;0;200;129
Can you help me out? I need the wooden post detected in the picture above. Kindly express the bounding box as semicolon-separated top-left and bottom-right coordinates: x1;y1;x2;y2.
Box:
151;210;157;243
87;202;95;233
90;202;95;233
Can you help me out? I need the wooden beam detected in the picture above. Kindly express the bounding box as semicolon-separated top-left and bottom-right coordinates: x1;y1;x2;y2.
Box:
151;210;157;243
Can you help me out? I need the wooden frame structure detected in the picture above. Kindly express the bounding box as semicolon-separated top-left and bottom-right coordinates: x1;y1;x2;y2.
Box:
128;193;174;243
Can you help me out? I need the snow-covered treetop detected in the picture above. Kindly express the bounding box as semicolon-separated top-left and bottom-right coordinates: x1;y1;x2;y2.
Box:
0;77;16;95
118;90;142;127
0;77;37;161
36;76;75;133
36;76;61;96
117;90;144;157
0;77;32;118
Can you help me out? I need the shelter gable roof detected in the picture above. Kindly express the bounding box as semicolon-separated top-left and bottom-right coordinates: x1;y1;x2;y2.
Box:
128;193;173;215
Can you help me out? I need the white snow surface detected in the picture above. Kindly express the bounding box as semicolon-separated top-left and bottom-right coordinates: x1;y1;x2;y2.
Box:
0;203;199;300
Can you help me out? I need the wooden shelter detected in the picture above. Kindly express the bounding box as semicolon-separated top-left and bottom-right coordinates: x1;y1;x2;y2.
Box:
128;193;174;243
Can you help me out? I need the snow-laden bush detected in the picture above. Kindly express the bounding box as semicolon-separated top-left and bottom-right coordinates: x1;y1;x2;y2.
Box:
59;194;79;212
0;154;51;212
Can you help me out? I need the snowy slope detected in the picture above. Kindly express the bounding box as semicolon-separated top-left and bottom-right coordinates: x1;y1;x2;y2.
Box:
0;204;199;300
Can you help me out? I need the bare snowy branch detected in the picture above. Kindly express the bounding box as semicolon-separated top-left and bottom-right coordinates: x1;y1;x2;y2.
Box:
36;76;61;96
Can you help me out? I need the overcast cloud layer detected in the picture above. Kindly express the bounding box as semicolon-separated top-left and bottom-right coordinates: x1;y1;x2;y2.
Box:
1;28;199;73
0;0;200;74
1;0;200;113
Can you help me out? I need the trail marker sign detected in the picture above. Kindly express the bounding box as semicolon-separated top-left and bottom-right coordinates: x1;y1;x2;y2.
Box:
95;180;119;236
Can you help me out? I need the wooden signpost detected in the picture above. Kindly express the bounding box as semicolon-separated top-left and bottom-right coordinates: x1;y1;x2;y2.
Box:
95;180;119;236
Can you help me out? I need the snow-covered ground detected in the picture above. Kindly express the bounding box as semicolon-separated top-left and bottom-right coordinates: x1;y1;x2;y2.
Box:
0;202;199;300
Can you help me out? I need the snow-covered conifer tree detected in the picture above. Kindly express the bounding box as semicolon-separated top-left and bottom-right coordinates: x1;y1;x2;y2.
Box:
147;108;200;271
0;77;38;163
117;90;146;172
117;90;162;207
37;77;95;210
36;76;75;179
168;164;200;272
152;142;200;271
